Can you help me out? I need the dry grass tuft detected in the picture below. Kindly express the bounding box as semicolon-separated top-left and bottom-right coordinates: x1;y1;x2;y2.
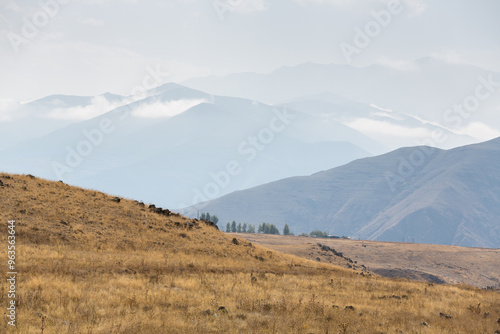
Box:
1;173;499;333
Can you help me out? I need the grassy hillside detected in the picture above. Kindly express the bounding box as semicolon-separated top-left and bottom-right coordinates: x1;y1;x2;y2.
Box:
1;173;499;333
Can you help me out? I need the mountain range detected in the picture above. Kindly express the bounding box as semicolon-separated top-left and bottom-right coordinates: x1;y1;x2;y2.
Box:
0;83;382;208
184;57;500;148
1;59;498;221
181;137;500;248
183;57;500;124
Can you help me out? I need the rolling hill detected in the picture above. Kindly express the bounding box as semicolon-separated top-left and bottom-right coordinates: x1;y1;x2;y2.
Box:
181;137;500;248
1;173;499;333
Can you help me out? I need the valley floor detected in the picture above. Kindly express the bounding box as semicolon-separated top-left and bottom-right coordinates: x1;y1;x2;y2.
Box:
233;233;500;289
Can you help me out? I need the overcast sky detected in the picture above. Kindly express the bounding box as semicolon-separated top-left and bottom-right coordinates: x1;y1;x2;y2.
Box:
1;0;499;101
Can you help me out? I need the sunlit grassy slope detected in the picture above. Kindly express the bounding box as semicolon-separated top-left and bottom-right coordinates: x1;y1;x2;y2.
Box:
0;173;499;333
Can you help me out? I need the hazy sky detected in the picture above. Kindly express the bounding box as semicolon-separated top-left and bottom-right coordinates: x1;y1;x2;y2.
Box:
1;0;499;101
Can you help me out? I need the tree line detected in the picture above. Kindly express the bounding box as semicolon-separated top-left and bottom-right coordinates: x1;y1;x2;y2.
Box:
226;221;256;233
300;230;328;238
200;212;219;224
225;221;293;236
201;213;331;238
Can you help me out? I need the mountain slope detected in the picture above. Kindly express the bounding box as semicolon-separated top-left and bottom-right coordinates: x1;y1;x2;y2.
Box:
183;58;500;120
0;93;128;151
183;58;500;144
1;173;499;333
0;84;380;208
181;137;500;248
281;94;476;150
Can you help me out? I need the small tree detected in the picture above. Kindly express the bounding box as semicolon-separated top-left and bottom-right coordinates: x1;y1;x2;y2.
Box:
257;223;263;234
310;230;328;238
201;212;218;224
231;221;237;233
259;223;280;235
242;223;247;233
262;223;269;234
247;224;256;233
263;223;270;234
283;223;291;235
237;223;242;233
226;223;231;233
270;224;280;235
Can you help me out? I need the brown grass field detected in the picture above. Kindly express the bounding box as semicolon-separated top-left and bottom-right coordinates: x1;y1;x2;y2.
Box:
234;234;500;289
1;173;499;333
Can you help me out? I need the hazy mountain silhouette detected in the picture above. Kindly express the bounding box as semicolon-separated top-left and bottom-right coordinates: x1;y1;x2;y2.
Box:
182;137;500;248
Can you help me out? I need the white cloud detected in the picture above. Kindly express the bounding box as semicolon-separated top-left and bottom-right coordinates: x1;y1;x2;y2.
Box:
429;51;468;65
0;99;20;122
46;96;123;121
372;112;405;121
230;0;268;14
1;93;207;123
131;99;206;118
370;104;393;112
0;40;210;100
345;118;433;139
294;0;427;16
78;17;104;26
401;0;427;17
376;57;419;71
1;1;27;12
294;0;348;6
456;122;500;141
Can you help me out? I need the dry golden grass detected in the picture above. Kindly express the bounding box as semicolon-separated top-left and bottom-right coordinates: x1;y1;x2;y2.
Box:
1;173;499;333
235;233;500;289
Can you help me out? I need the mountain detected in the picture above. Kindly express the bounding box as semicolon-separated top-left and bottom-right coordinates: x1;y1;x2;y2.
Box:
183;58;500;115
181;137;500;248
0;83;381;208
0;92;127;151
280;92;475;150
183;58;500;143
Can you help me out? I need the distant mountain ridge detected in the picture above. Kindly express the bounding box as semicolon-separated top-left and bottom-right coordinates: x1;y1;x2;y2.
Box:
2;59;498;211
0;83;379;208
183;58;500;144
183;57;500;111
181;137;500;248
